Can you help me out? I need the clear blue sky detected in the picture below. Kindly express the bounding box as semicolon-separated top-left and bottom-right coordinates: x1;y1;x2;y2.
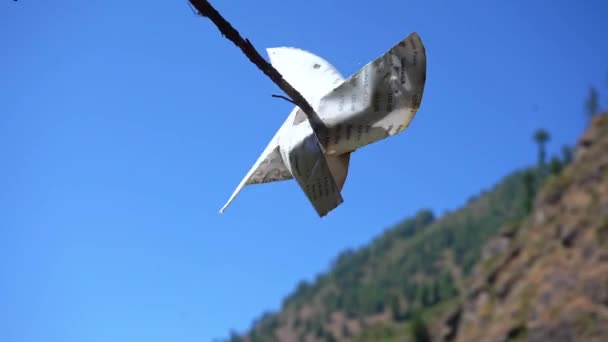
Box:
1;1;607;341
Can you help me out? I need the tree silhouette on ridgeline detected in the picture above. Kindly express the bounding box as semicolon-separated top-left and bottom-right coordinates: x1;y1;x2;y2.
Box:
533;129;550;179
585;86;600;122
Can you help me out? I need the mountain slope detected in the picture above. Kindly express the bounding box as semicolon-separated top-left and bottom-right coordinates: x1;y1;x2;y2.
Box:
232;156;542;342
447;113;608;341
229;114;604;342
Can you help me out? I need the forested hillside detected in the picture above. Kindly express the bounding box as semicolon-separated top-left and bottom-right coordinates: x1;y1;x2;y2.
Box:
223;128;577;342
221;108;607;342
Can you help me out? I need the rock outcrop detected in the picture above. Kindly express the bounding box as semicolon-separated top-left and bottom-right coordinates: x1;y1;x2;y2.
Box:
448;113;608;342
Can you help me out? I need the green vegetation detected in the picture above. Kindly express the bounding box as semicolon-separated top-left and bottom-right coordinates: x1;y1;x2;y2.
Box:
534;129;550;179
356;322;399;342
409;314;431;342
232;168;541;340
223;128;574;342
523;170;536;214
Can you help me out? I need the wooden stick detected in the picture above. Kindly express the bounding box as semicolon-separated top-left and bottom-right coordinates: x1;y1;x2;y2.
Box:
188;0;326;134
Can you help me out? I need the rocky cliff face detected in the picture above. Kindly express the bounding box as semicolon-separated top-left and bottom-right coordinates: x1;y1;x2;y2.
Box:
447;114;608;342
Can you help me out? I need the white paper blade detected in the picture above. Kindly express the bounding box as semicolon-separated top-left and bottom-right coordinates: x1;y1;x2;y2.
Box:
316;32;427;155
266;46;344;109
219;130;292;214
285;132;344;217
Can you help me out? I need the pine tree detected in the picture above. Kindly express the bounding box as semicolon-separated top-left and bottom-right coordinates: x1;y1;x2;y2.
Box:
523;170;535;214
533;129;550;179
410;314;431;342
585;85;600;121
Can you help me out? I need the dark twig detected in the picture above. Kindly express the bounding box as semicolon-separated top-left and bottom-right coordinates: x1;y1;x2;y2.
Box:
188;0;326;134
271;94;296;105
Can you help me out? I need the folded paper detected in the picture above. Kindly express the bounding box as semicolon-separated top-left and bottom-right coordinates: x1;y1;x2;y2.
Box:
220;32;426;217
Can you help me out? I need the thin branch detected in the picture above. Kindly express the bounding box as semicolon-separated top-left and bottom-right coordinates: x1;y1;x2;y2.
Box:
271;94;296;105
188;0;326;134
